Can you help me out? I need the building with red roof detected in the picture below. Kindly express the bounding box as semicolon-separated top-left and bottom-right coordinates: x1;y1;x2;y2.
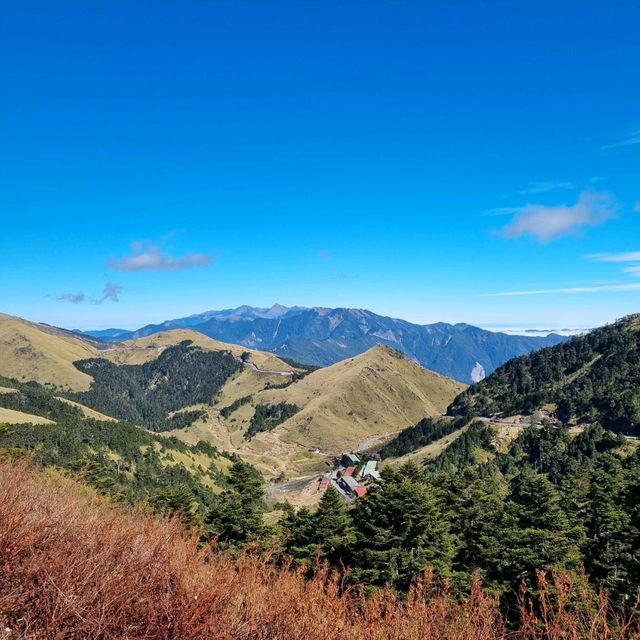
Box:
353;485;367;498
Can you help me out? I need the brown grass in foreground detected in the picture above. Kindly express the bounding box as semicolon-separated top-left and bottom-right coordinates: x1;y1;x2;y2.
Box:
0;462;638;640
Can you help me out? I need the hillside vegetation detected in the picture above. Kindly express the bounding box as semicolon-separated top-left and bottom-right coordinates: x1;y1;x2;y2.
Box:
0;377;233;514
449;315;640;434
0;313;101;390
0;315;466;479
71;340;242;431
166;344;465;478
2;461;639;640
253;344;466;453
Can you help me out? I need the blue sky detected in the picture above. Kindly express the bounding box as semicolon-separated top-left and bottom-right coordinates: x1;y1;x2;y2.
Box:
1;1;639;330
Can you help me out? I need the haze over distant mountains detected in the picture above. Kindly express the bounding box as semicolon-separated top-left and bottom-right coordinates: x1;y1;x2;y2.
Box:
78;305;567;384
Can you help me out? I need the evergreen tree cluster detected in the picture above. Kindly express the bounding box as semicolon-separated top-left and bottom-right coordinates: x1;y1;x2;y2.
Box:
244;402;300;439
70;340;242;431
378;416;467;458
448;315;640;435
0;377;233;520
282;425;640;602
219;395;253;418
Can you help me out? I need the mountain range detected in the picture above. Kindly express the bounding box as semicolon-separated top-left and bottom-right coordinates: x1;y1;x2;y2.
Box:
0;313;463;478
77;305;567;384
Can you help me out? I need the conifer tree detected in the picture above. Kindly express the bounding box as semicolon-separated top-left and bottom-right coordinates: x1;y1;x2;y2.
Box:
501;470;581;584
313;485;355;566
206;460;265;543
351;462;453;591
281;505;317;563
585;454;635;596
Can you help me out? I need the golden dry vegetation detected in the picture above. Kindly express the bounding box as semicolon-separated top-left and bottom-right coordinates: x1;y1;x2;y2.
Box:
0;407;55;425
0;313;99;390
1;461;638;640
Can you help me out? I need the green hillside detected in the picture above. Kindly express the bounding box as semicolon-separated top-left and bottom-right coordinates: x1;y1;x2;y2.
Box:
0;376;234;521
448;315;640;435
70;340;242;431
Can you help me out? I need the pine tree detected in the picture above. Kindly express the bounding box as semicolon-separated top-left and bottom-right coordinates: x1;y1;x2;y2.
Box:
585;454;635;596
453;474;509;585
206;460;265;543
150;484;202;528
281;505;316;564
501;470;581;584
313;485;355;566
351;463;453;591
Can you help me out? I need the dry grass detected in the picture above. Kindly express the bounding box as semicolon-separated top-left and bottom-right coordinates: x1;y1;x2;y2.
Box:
1;461;638;640
0;313;99;390
255;344;466;453
0;407;54;425
55;396;117;421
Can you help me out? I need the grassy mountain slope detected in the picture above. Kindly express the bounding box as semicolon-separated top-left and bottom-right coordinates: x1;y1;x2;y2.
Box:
71;340;243;430
105;329;295;373
448;315;640;435
0;313;101;390
172;344;466;479
258;344;466;452
0;313;464;480
0;376;233;506
0;407;55;425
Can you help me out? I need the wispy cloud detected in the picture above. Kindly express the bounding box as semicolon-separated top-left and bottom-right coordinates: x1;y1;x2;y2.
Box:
481;282;640;297
588;252;640;263
91;282;124;304
107;241;214;272
519;180;576;195
57;283;123;305
587;251;640;278
602;130;640;150
58;292;86;304
482;206;521;218
635;202;640;214
501;191;617;242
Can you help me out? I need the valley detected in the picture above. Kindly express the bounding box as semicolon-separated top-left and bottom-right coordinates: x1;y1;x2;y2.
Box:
2;308;640;624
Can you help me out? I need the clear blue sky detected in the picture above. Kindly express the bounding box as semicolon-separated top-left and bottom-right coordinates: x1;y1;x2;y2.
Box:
1;1;639;330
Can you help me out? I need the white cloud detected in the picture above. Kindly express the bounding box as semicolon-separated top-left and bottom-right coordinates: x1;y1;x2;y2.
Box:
107;242;214;272
58;283;123;305
587;251;640;279
635;202;640;214
588;252;640;263
602;130;640;150
482;206;521;218
481;282;640;297
501;191;616;242
519;180;576;195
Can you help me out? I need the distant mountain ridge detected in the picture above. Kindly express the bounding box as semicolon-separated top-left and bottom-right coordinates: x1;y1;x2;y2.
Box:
77;305;568;384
